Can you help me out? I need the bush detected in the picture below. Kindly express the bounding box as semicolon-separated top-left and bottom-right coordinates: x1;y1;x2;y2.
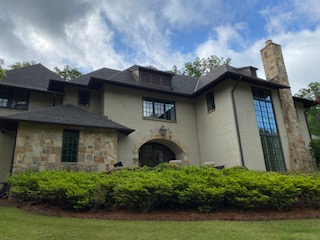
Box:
7;167;320;212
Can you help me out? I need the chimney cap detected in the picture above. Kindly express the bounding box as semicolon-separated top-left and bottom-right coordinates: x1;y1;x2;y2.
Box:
266;39;273;46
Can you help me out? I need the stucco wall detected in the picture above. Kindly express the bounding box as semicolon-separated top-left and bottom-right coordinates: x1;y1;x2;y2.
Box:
63;86;101;114
102;84;200;167
195;80;241;167
233;82;266;170
13;122;118;174
28;91;54;110
295;101;312;148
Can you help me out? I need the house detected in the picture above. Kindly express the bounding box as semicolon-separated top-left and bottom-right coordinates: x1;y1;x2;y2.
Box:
0;40;318;184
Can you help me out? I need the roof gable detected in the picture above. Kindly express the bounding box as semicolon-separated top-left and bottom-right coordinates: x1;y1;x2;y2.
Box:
70;67;120;85
0;64;63;92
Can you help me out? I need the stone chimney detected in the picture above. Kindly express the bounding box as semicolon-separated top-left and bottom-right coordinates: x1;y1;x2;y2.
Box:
260;40;316;171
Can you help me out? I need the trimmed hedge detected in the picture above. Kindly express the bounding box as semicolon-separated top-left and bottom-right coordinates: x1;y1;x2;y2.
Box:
7;166;320;212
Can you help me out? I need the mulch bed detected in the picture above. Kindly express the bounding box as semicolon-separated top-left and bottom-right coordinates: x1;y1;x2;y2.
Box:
1;199;320;221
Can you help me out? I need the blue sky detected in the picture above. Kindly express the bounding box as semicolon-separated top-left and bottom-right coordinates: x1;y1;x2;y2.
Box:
0;0;319;94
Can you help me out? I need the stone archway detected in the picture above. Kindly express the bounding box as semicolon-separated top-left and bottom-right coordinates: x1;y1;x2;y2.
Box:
132;126;188;167
139;142;175;167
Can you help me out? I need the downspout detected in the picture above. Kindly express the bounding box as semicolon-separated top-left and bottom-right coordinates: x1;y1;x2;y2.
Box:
304;106;312;140
231;76;245;167
52;93;56;106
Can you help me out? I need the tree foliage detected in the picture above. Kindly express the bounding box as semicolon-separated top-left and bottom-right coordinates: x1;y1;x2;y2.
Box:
172;55;231;79
295;82;320;136
9;61;37;69
54;65;82;81
0;59;6;81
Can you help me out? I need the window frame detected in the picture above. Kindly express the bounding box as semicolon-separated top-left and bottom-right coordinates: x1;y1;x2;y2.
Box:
252;87;286;172
142;97;176;121
0;87;30;110
61;129;79;163
78;90;90;107
206;90;215;113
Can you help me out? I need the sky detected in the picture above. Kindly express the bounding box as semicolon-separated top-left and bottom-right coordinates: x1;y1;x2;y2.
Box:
0;0;320;94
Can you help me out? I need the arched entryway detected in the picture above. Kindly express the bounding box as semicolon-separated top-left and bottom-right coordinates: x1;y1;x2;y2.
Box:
139;142;175;167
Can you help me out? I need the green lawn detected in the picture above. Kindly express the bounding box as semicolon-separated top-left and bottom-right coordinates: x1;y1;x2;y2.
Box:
1;207;320;240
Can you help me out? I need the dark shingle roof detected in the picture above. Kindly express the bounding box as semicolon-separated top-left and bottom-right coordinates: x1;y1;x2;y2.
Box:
0;104;134;135
0;64;64;92
80;64;287;97
70;68;120;85
1;63;288;98
195;64;289;94
90;65;198;96
293;96;319;108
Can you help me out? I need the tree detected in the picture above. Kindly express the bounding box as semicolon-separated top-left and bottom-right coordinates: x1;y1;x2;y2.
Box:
0;59;6;81
54;65;82;81
295;82;320;136
171;55;231;79
9;61;37;69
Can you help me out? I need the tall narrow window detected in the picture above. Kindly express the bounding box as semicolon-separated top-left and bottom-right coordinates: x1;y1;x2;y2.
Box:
252;87;286;172
206;90;215;112
61;130;79;163
143;98;176;121
78;90;90;106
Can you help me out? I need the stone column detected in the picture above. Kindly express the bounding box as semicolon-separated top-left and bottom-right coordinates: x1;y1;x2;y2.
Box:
260;40;316;171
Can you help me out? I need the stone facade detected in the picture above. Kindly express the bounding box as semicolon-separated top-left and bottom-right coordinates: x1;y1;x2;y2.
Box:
13;122;118;174
261;40;316;171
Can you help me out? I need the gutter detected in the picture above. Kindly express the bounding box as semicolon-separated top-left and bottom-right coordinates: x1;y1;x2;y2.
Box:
231;77;245;167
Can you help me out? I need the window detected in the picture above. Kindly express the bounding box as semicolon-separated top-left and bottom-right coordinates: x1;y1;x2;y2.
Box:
0;87;29;110
252;87;286;172
143;98;176;121
61;130;79;163
78;90;90;106
206;90;215;112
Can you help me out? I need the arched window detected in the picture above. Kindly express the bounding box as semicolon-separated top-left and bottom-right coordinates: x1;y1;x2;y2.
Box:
139;142;175;167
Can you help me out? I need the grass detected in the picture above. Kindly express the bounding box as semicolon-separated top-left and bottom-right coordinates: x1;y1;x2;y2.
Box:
1;207;320;240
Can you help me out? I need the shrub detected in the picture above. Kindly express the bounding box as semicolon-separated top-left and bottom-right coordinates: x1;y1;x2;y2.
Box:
7;167;320;212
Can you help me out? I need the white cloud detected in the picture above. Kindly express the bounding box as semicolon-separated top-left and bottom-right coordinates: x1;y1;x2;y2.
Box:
294;0;320;22
0;0;319;95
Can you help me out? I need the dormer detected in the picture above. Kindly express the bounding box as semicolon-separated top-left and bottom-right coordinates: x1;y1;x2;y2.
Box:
235;66;258;78
131;66;174;89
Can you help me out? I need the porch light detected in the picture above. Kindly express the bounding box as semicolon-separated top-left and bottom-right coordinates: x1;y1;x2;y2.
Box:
159;126;167;137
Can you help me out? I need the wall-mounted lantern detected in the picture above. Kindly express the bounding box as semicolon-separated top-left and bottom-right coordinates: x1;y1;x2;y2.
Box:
159;126;167;137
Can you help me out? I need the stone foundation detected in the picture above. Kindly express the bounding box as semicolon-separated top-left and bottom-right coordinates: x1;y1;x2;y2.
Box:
13;122;118;174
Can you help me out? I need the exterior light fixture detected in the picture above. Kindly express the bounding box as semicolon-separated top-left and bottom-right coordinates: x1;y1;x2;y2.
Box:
159;126;167;137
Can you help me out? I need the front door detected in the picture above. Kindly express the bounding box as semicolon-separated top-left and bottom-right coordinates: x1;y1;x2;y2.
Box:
139;142;175;167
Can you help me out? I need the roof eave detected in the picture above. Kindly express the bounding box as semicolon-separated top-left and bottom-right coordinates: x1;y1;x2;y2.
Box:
0;118;135;135
193;72;289;97
293;96;319;109
91;77;193;97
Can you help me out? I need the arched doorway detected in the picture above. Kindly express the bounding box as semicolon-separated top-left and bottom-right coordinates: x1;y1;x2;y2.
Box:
139;142;175;167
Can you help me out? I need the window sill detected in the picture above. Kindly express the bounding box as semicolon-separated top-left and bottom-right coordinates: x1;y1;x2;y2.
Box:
61;162;77;165
78;104;90;108
143;117;177;123
207;109;216;114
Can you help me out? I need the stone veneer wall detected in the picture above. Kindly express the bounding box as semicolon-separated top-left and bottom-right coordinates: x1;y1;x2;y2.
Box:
260;40;316;171
13;122;118;174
